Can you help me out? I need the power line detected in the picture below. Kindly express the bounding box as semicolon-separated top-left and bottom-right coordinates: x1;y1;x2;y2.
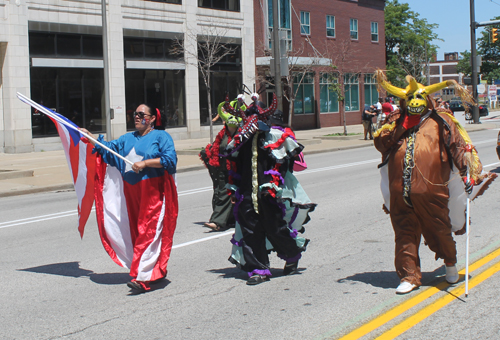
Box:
490;0;500;8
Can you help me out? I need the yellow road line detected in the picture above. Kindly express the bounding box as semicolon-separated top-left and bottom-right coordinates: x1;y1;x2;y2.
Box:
375;260;500;339
337;246;500;340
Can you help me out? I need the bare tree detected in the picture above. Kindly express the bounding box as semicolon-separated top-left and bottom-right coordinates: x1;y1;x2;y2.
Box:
172;23;237;142
323;39;369;135
395;45;429;84
256;42;321;126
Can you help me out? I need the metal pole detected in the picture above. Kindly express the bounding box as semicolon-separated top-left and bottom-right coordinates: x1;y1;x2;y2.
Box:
102;0;112;140
272;0;283;113
425;40;430;86
470;0;480;123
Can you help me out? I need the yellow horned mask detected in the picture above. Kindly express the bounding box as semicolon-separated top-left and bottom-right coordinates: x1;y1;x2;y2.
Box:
374;70;474;115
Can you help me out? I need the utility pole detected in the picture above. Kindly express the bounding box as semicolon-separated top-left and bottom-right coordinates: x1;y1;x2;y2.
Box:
470;0;480;123
101;0;112;139
272;0;283;113
425;40;430;85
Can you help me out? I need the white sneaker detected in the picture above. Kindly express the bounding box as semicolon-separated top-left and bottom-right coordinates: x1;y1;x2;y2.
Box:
446;265;459;284
396;281;417;294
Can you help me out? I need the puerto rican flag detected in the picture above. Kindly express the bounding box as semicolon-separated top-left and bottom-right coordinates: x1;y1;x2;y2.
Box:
48;113;96;237
93;155;178;282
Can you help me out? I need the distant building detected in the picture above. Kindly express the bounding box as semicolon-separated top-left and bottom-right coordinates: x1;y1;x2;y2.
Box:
428;52;461;100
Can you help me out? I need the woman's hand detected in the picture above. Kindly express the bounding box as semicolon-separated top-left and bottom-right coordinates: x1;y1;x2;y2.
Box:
132;161;147;173
78;128;97;146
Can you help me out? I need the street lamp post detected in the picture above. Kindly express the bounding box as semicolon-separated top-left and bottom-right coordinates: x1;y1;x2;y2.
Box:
272;0;283;113
470;0;480;123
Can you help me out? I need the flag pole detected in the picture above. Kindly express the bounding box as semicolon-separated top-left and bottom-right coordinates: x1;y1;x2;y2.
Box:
465;170;470;297
17;92;134;166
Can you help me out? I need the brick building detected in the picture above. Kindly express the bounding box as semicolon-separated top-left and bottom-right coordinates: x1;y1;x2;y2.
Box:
253;0;386;129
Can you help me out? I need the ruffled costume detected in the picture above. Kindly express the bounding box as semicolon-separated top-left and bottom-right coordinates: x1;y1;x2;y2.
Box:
225;125;316;277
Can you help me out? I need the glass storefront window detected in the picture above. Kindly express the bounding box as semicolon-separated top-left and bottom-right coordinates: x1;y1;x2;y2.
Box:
124;37;181;60
198;0;240;11
30;68;105;137
293;72;314;114
344;73;359;111
198;71;242;125
319;73;339;113
125;69;186;130
29;32;103;58
364;74;379;106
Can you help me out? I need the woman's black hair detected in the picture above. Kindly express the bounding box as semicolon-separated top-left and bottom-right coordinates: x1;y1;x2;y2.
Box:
143;104;166;130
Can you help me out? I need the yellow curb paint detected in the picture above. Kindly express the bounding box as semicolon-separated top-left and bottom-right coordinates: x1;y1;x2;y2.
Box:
375;260;500;339
337;246;500;340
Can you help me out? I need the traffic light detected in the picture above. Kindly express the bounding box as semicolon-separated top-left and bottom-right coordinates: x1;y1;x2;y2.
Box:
492;28;498;43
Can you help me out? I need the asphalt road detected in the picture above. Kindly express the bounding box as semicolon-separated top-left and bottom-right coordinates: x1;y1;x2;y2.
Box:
1;129;500;340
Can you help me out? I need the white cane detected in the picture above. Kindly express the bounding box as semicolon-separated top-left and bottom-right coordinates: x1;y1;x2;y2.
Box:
465;171;470;297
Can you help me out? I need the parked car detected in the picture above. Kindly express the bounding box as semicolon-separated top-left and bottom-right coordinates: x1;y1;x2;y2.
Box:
448;98;488;120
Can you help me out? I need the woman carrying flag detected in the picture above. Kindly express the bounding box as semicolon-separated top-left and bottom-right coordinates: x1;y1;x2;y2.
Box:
80;104;178;293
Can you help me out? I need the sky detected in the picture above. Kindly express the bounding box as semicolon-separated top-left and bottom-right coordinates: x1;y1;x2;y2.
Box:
404;0;500;60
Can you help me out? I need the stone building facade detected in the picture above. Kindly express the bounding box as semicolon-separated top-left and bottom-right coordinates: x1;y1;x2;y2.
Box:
0;0;255;153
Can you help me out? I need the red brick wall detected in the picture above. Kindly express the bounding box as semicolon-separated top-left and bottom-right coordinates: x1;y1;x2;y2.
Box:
254;0;386;129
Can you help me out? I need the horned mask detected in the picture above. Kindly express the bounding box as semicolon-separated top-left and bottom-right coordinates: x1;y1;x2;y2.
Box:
374;70;474;115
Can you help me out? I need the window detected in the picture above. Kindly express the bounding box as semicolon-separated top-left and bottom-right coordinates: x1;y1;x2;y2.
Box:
198;0;240;11
268;0;292;51
125;70;186;129
29;32;103;58
30;68;105;136
344;73;359;111
371;22;379;42
350;18;358;40
300;11;310;35
326;15;335;38
364;74;379;105
123;38;179;60
293;73;314;114
320;73;339;113
148;0;181;3
198;45;242;125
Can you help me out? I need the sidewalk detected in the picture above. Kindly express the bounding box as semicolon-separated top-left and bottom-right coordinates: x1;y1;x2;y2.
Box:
1;119;499;198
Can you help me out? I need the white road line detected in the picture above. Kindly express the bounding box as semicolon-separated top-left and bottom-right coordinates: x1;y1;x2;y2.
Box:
297;159;380;175
172;230;234;249
1;153;497;230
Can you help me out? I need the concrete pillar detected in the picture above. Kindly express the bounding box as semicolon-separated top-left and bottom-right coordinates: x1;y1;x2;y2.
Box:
184;1;202;139
107;0;127;139
1;0;32;153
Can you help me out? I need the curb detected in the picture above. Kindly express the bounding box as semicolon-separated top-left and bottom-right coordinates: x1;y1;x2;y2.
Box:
0;183;74;198
1;123;496;198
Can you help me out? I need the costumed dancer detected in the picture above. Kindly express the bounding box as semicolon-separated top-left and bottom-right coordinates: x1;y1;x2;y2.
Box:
212;94;247;122
222;94;316;285
80;104;178;293
373;70;497;294
200;101;242;231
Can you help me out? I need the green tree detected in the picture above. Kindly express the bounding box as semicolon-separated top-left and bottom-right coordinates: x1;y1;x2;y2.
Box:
456;50;472;77
478;17;500;83
385;0;440;87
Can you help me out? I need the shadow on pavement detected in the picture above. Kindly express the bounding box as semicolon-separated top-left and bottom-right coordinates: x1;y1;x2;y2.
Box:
18;261;130;285
337;266;445;289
